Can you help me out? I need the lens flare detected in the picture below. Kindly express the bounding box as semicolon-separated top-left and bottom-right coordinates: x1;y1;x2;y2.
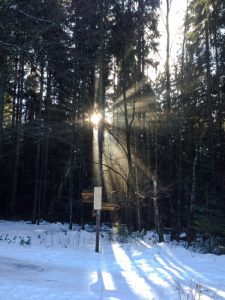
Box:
90;112;102;126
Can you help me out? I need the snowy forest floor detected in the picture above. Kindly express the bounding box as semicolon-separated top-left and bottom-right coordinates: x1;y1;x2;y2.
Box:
0;221;224;300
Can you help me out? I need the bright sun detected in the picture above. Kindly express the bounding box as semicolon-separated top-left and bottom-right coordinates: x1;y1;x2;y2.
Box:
90;111;102;126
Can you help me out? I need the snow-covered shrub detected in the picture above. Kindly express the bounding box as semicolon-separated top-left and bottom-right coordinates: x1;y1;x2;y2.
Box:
19;236;31;246
144;230;159;244
113;224;130;243
188;233;225;255
0;234;17;244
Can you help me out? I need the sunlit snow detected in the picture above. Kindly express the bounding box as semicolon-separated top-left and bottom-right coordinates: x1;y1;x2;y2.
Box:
0;221;224;300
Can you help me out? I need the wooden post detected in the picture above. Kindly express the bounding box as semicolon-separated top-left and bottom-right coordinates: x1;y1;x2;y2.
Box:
95;209;101;253
94;187;102;253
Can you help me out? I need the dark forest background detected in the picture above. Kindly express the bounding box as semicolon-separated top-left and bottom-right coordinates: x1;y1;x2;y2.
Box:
0;0;225;248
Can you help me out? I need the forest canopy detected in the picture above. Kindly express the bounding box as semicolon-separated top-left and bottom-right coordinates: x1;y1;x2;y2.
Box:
0;0;224;249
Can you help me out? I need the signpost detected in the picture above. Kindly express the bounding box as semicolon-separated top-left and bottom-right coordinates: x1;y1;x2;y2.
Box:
94;187;102;253
81;188;120;252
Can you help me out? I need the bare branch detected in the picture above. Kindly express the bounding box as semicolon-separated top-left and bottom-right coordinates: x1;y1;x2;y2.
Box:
91;160;128;185
105;124;128;156
11;6;53;24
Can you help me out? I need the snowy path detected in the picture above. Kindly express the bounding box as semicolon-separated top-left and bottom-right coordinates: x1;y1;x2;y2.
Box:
0;221;225;300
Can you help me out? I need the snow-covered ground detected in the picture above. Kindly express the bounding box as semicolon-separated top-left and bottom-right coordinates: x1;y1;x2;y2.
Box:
0;221;224;300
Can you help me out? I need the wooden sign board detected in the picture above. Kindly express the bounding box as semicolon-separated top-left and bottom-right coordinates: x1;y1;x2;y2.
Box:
82;192;94;203
82;190;120;211
102;203;119;211
94;187;102;210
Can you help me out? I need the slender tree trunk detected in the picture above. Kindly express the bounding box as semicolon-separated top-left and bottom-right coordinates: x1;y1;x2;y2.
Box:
32;61;44;223
98;52;105;189
152;173;163;242
213;6;223;204
121;52;133;228
122;53;132;184
68;159;74;230
134;118;141;231
205;3;216;202
165;0;175;236
97;0;105;190
166;0;171;114
177;0;189;234
0;55;6;150
137;0;145;77
187;152;198;240
42;68;51;219
10;54;25;216
11;58;18;132
68;93;76;230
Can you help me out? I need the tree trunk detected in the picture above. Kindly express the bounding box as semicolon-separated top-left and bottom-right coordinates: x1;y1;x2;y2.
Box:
205;3;216;203
32;61;44;223
10;54;25;217
187;152;198;238
166;0;171;114
152;173;163;242
0;55;5;150
177;0;189;235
